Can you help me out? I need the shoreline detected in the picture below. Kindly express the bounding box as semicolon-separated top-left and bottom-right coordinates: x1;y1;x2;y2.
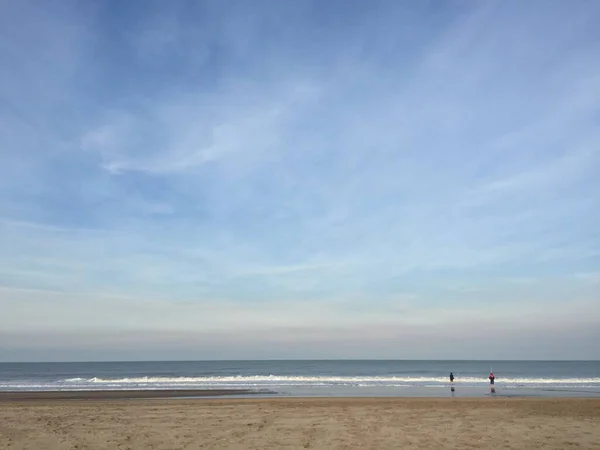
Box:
2;385;600;402
0;389;259;402
1;389;600;403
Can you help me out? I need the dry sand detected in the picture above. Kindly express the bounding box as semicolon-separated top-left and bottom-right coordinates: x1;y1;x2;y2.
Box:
1;397;599;449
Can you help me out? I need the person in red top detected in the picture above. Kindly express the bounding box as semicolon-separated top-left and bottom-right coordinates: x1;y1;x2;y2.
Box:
489;372;495;385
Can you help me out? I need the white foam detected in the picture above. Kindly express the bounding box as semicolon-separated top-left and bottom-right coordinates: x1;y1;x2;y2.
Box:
78;375;600;385
3;375;599;392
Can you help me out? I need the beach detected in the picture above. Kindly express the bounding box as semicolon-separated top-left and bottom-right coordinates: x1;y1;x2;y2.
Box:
1;396;599;449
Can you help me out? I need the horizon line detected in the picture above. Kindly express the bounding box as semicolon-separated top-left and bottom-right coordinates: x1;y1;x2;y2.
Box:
2;358;598;364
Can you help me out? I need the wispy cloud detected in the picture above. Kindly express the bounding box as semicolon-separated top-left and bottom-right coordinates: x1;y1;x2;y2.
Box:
80;80;321;175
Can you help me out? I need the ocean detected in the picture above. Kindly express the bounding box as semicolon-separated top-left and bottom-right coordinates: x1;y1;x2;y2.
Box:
1;360;599;397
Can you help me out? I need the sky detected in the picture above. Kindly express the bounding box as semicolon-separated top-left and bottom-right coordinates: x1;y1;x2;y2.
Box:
0;0;599;362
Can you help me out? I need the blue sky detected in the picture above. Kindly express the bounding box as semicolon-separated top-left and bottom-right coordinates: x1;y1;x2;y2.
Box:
1;0;599;361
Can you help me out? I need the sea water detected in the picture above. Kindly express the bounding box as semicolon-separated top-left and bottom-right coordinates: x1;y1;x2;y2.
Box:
1;360;599;397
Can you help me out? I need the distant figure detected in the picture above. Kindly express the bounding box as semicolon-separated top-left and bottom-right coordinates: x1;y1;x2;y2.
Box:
449;372;454;383
489;372;495;385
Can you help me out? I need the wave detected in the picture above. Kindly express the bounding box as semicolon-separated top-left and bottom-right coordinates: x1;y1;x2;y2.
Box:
3;375;600;393
61;375;600;386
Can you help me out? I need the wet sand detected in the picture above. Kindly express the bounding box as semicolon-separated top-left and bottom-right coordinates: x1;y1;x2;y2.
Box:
0;389;254;401
1;397;599;449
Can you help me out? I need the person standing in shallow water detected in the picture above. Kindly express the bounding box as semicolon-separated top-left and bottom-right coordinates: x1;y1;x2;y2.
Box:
489;372;495;385
450;372;454;383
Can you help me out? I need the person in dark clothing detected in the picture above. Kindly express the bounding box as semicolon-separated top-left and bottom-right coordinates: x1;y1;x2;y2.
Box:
489;372;495;385
450;372;454;383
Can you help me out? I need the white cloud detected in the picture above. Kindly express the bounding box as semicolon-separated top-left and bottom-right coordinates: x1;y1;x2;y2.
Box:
80;78;322;175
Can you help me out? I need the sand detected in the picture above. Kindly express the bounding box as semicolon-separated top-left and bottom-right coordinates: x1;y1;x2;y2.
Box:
1;397;599;449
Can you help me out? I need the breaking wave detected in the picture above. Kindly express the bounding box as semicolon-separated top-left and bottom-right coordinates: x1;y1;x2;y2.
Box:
57;375;600;387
